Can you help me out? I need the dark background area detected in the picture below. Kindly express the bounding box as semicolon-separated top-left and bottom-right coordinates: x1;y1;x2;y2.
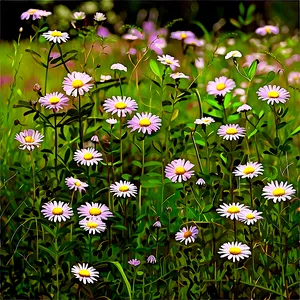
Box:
0;0;299;40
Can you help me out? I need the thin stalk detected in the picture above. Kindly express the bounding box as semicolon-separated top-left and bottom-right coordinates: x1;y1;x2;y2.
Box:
249;179;254;207
30;152;36;201
78;94;83;148
191;132;203;173
155;228;159;259
88;235;92;264
118;75;123;96
119;119;123;173
35;218;39;262
55;223;60;300
54;112;58;180
57;43;70;73
139;138;145;212
45;43;55;94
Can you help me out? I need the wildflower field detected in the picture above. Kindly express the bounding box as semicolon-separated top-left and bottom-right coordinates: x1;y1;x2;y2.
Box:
1;1;300;299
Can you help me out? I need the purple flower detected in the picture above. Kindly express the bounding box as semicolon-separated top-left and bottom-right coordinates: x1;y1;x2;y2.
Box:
128;259;140;266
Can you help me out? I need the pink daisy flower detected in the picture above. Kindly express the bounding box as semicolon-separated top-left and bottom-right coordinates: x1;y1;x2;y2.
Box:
256;85;290;105
41;201;73;222
127;112;162;135
288;72;300;84
217;124;246;141
170;31;195;40
21;8;51;20
65;177;88;193
77;202;113;220
165;159;194;183
255;25;279;36
184;37;204;47
147;255;156;264
110;63;127;72
175;226;198;245
110;180;138;198
39;92;69;112
73;148;103;166
15;129;44;151
103;96;138;117
63;72;94;97
73;11;86;20
170;72;189;80
128;259;140;266
206;76;236;96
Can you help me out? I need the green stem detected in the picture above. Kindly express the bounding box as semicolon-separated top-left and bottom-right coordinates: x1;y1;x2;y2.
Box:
249;179;254;208
139;138;145;212
55;223;60;300
78;94;83;148
30;151;36;201
57;43;70;73
88;235;92;264
155;228;159;259
191;132;203;173
45;43;55;94
120;119;123;173
54;112;58;180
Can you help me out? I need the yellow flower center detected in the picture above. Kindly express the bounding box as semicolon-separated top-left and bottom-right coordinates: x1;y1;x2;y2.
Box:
165;59;173;65
74;181;81;186
114;102;127;109
50;31;63;37
267;91;279;98
29;9;37;14
232;51;239;57
175;166;186;175
183;230;192;238
243;166;255;174
226;128;238;135
180;33;187;39
78;269;91;277
203;119;210;123
24;136;34;143
119;185;129;192
89;208;101;216
49;96;60;104
139;118;151;127
246;213;255;219
216;83;226;91
293;76;298;81
265;26;271;33
83;153;93;160
227;206;240;214
52;207;63;215
72;79;84;88
272;187;285;196
229;247;242;255
87;221;98;228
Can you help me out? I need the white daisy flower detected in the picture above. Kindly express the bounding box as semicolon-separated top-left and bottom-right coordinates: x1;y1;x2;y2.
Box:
157;54;180;68
63;71;94;97
216;203;248;220
73;11;86;20
194;117;215;125
71;263;99;284
106;118;118;125
225;50;242;60
42;30;69;43
77;202;113;220
73;148;103;166
111;63;127;72
79;217;107;234
100;75;112;82
170;72;189;80
94;12;106;22
41;201;73;222
238;209;263;225
65;177;88;193
217;124;246;141
237;104;252;113
196;178;206;186
233;162;264;179
262;181;296;203
110;180;138;198
218;241;251;262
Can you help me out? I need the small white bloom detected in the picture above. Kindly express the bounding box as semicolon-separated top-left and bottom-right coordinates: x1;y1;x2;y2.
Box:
71;263;99;284
238;209;263;225
218;242;251;262
100;75;112;82
106;118;118;125
194;117;215;125
94;12;106;22
196;178;206;186
233;162;263;179
216;203;248;220
73;11;86;20
170;72;189;80
262;181;296;203
111;63;127;72
225;50;242;60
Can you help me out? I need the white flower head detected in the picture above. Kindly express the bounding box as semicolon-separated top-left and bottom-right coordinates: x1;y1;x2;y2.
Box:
225;50;242;60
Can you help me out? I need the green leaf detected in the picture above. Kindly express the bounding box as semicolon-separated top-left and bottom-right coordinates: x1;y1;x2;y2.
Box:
248;129;258;139
39;245;56;259
239;2;245;15
248;59;258;80
149;59;161;78
224;93;232;109
259;110;265;119
132;160;142;168
171;109;179;121
108;262;132;300
246;4;256;19
230;18;241;28
264;71;275;85
220;153;227;164
192;21;211;42
202;204;213;213
290;125;300;136
144;161;162;168
113;225;128;231
227;114;240;123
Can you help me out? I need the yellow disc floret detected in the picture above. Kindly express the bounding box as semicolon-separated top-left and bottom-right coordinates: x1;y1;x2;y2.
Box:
72;79;84;88
175;166;186;175
229;247;242;255
243;166;255;174
268;91;279;98
227;206;240;214
183;230;192;238
89;208;101;216
50;31;63;37
114;102;127;109
25;136;34;143
87;222;98;228
272;188;285;196
79;269;91;277
246;213;255;219
216;83;226;91
52;207;63;215
83;153;93;160
226;128;238;135
49;97;60;104
119;185;129;192
139;118;151;127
